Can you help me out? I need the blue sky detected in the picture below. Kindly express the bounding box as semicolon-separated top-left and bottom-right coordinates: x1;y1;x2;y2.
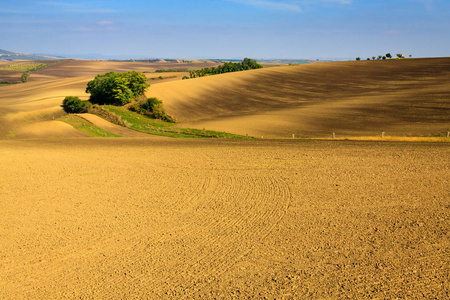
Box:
1;0;449;59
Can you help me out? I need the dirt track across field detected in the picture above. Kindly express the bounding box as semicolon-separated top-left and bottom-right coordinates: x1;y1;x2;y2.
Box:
1;138;448;298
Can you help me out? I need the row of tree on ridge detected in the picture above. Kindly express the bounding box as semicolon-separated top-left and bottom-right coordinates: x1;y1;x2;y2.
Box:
356;53;411;61
186;58;263;79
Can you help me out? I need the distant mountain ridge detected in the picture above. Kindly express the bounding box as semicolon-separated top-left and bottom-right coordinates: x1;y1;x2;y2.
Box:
0;49;64;61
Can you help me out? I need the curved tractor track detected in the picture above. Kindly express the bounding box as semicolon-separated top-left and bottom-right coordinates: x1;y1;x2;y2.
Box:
0;146;291;298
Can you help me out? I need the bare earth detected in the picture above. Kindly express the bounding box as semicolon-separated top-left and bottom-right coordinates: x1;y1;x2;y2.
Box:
0;58;449;298
0;138;449;298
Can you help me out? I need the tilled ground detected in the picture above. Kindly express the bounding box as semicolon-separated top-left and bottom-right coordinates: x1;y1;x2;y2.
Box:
0;138;448;298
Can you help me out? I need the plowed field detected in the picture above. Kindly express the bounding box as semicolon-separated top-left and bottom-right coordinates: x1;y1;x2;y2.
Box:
0;138;449;298
148;58;450;138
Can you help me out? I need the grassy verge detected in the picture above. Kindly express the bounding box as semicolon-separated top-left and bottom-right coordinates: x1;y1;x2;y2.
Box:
58;115;121;137
102;105;250;139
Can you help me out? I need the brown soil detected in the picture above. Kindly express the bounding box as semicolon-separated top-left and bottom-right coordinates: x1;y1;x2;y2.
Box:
148;58;450;138
0;138;448;298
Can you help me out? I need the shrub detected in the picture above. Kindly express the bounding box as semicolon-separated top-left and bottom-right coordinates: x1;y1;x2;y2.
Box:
129;97;176;123
62;96;85;113
21;71;30;83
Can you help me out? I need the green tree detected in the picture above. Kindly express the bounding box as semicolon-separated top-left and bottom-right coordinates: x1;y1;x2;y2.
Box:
372;56;376;60
86;71;149;106
189;58;262;78
386;53;392;59
356;57;361;61
62;96;85;113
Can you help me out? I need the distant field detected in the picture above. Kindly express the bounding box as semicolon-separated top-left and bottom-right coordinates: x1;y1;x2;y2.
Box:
0;57;449;139
148;57;450;138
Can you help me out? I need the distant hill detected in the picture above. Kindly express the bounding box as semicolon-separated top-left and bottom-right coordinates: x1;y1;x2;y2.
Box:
0;49;64;61
147;57;450;138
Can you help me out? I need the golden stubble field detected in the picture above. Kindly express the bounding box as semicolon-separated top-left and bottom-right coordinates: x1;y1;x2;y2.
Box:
0;138;448;298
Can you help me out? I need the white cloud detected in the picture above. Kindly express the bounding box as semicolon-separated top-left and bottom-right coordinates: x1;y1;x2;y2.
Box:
228;0;302;12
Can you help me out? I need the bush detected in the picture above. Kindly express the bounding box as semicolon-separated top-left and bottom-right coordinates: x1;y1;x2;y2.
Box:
62;96;85;113
85;71;149;106
129;97;176;123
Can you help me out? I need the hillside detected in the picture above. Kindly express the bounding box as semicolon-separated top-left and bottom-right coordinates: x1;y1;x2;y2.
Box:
0;59;219;138
1;57;449;139
147;57;450;138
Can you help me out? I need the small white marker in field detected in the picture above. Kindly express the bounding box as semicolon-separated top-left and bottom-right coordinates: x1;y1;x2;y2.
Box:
261;136;263;139
332;132;335;139
381;131;385;138
447;131;450;138
292;134;295;139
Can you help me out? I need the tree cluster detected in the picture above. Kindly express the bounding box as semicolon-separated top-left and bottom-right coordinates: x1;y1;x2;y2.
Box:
188;58;262;79
357;53;410;61
86;71;149;106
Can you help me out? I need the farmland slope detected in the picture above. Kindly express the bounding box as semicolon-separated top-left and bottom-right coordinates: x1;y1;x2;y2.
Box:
0;60;219;139
0;138;448;298
148;57;450;138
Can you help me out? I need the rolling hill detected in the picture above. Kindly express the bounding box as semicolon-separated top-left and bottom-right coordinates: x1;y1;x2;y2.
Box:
147;57;450;138
0;57;449;139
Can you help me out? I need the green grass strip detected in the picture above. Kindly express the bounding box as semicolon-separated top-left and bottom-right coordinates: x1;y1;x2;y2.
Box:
58;115;121;137
103;105;251;139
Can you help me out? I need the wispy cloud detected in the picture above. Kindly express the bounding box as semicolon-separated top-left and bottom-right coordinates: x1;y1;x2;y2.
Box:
228;0;302;12
98;20;113;26
417;0;433;11
74;27;93;32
